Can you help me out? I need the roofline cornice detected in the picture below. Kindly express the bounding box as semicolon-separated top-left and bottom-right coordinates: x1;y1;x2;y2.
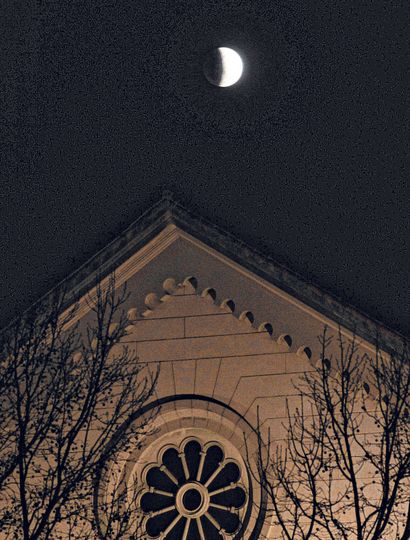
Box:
2;192;406;353
168;199;406;354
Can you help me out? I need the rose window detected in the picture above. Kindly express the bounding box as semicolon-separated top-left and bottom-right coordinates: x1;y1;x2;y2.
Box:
139;438;247;539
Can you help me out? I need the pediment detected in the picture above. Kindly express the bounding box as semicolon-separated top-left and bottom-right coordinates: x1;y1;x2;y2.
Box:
54;195;401;357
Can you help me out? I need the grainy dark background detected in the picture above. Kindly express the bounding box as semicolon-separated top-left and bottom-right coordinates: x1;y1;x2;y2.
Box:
1;0;409;336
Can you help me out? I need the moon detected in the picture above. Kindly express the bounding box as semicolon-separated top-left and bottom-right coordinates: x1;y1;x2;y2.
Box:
203;47;244;87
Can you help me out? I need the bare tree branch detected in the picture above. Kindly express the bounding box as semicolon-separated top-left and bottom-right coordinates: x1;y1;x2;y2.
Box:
251;328;410;540
0;275;159;539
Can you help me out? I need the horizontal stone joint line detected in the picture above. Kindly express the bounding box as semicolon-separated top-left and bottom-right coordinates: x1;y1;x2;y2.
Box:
141;351;291;364
124;330;265;344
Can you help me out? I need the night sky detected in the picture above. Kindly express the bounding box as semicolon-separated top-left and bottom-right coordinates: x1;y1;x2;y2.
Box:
1;1;409;336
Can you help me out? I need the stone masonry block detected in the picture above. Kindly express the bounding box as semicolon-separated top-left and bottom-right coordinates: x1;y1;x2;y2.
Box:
173;359;196;394
144;294;222;319
193;356;222;397
137;333;281;362
212;354;289;403
122;317;185;342
185;313;258;337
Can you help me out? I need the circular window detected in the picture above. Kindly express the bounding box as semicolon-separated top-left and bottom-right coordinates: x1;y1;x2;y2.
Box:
139;438;247;538
94;397;267;540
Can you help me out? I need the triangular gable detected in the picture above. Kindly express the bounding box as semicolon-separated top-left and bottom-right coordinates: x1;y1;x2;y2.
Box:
18;193;404;356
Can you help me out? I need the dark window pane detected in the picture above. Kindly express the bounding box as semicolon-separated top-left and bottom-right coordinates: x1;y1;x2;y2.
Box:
141;492;173;513
164;516;186;540
146;510;178;537
208;507;240;534
162;447;185;484
187;518;201;540
200;445;224;484
211;487;246;509
184;440;201;480
202;515;223;539
208;462;240;491
146;467;178;493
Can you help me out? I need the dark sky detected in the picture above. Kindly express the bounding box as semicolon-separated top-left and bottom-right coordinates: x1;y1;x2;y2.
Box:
1;0;409;336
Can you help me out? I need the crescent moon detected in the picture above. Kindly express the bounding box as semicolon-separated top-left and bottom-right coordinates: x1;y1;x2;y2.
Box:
204;47;244;87
219;47;243;87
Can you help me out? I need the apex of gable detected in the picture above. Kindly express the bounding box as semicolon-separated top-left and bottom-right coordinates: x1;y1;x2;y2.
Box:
9;193;405;356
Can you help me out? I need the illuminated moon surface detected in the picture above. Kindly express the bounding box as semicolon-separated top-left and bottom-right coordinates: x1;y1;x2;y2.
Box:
203;47;243;87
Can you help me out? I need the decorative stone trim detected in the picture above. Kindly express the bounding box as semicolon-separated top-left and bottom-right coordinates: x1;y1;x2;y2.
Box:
126;275;317;359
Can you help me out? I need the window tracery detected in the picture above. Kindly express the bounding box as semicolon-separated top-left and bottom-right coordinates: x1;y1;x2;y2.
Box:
139;438;247;539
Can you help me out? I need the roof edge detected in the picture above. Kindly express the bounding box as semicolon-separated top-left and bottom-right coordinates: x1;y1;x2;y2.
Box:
3;192;407;353
168;199;406;355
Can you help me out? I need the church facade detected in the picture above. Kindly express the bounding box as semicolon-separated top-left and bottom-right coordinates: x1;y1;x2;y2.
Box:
25;195;404;539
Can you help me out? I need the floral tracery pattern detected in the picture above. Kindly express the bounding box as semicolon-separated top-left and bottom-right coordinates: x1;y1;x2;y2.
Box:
139;438;247;539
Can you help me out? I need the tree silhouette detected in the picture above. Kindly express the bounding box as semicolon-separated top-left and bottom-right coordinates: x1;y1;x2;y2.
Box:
253;329;410;540
0;276;158;539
